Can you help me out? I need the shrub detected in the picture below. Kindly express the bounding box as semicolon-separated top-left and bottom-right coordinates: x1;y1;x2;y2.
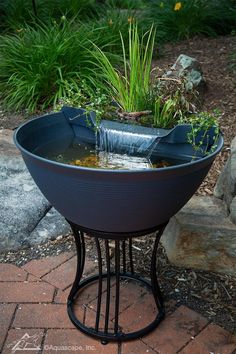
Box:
0;0;98;32
0;20;116;112
104;0;145;9
84;8;143;54
0;0;37;32
145;0;236;42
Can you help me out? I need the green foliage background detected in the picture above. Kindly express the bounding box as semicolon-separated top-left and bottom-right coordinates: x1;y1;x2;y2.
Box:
0;0;235;113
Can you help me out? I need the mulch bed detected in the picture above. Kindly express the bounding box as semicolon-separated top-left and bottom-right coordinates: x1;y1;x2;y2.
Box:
0;35;235;332
155;35;236;196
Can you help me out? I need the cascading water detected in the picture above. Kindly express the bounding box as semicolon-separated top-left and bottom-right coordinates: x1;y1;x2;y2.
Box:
98;121;161;169
99;126;159;155
99;121;159;156
96;128;154;169
146;137;161;160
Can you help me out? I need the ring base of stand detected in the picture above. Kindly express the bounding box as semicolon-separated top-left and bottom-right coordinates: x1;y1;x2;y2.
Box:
67;222;168;343
67;272;165;342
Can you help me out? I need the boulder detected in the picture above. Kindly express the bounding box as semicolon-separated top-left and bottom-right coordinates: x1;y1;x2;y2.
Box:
161;196;236;276
165;54;206;92
30;207;70;244
0;129;69;251
214;137;236;209
230;196;236;224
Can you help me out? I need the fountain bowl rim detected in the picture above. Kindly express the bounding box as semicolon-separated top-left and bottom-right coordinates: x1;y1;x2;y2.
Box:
13;113;224;174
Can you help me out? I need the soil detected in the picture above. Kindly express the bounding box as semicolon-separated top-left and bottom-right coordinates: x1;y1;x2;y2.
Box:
0;35;235;332
155;35;236;196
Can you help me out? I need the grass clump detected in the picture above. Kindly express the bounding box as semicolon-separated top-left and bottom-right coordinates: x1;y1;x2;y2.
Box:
92;24;194;128
83;7;145;55
145;0;236;42
0;20;115;112
0;0;99;32
93;24;156;113
104;0;145;10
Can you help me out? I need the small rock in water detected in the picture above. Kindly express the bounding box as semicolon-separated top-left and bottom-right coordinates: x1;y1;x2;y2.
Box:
71;151;153;170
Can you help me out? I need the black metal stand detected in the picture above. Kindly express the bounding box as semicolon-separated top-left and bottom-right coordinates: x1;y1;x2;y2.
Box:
67;221;168;343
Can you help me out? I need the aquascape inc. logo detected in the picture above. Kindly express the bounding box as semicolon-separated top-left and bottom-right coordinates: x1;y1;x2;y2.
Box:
7;332;43;352
7;332;97;352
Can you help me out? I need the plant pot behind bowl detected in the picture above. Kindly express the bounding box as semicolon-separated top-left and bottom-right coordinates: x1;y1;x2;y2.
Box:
14;108;223;233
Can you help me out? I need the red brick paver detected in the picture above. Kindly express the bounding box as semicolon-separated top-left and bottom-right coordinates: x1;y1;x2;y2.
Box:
54;288;71;304
83;307;114;330
0;255;235;354
13;304;75;328
41;256;77;289
122;340;156;354
89;279;148;321
142;305;208;353
0;282;55;303
180;323;236;353
55;280;98;305
22;252;74;278
0;304;16;350
0;263;28;281
43;329;117;354
42;257;95;290
27;274;42;282
118;291;157;332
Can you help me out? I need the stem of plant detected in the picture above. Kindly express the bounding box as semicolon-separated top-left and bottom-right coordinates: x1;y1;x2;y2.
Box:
32;0;37;17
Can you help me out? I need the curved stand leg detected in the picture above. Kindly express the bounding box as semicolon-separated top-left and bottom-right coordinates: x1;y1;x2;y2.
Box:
68;229;85;301
67;222;168;343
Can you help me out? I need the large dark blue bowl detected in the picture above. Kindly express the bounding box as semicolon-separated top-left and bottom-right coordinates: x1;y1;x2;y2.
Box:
14;107;223;233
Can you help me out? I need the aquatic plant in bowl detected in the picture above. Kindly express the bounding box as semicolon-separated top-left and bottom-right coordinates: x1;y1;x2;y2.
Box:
55;23;220;166
84;23;220;160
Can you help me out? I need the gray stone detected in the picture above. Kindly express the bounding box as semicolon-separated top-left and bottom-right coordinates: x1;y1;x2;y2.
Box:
166;54;206;92
30;208;70;244
230;196;236;224
161;196;236;276
214;159;229;200
214;136;236;208
0;129;52;251
0;129;20;156
0;129;72;251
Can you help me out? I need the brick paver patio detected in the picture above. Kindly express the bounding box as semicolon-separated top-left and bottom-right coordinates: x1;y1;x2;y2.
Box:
0;252;235;354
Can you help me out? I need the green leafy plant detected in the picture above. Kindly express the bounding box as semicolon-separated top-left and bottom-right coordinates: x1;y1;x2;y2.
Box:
52;0;98;19
0;19;119;112
55;80;112;123
93;24;156;112
105;0;145;10
84;8;144;55
145;0;236;43
0;0;39;32
151;76;197;128
91;24;202;129
0;0;99;32
186;110;220;156
153;97;178;128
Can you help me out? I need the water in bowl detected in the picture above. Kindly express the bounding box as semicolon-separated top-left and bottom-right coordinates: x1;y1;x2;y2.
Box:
35;137;188;170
